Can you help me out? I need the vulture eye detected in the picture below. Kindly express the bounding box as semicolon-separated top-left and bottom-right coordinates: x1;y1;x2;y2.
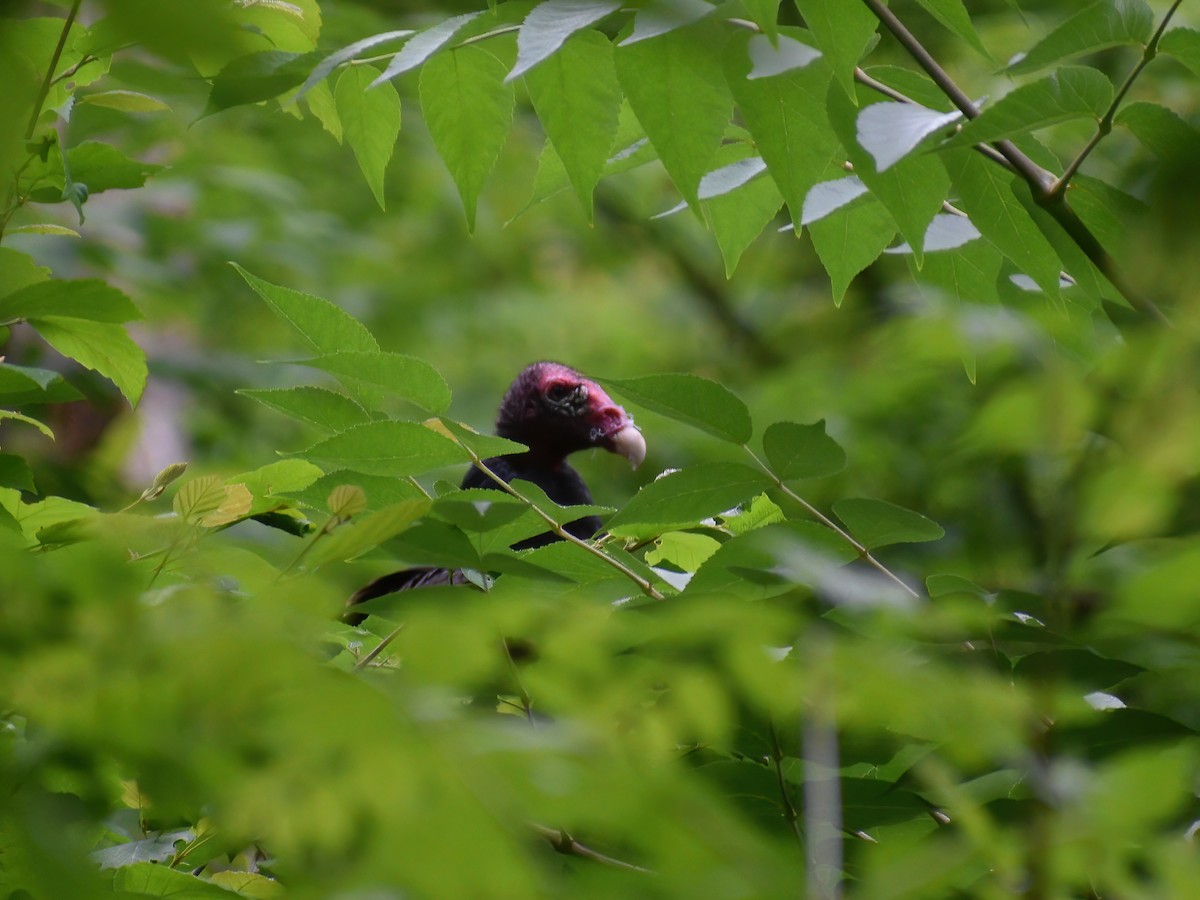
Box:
547;383;571;402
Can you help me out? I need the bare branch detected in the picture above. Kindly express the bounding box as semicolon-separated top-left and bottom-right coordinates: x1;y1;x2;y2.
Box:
529;823;654;873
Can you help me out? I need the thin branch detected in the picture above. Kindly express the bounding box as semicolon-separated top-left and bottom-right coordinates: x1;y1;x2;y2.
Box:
50;53;100;86
860;0;1051;190
25;0;82;141
455;24;521;49
1050;0;1186;198
768;721;806;850
529;823;653;873
851;68;1015;171
354;622;405;670
861;0;1171;325
742;445;921;599
467;454;665;601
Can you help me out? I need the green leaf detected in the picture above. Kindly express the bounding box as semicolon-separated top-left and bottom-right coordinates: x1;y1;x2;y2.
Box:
113;861;238;897
701;144;784;276
810;189;897;305
1013;650;1142;690
371;11;486;85
0;249;51;298
231;264;378;355
297;29;414;99
298;421;466;476
421;45;515;231
78;89;170;112
36;141;163;194
525;29;622;220
792;0;879;96
0;453;35;493
1008;0;1154;76
856;101;963;171
615;18;732;208
238;386;370;433
926;573;988;598
1159;27;1200;78
307;498;431;567
942;149;1064;301
622;0;715;45
282;471;428;512
828;87;949;263
1116;101;1200;159
207;50;317;113
335;64;400;210
743;0;781;41
29;316;146;406
601;373;752;444
0;278;141;324
0;410;54;440
832;497;944;548
5;223;80;238
954;66;1112;146
290;351;451;414
605;463;771;535
509;0;621;80
304;80;343;143
762;420;847;480
436;418;528;460
912;0;990;59
228;459;324;512
801;175;869;226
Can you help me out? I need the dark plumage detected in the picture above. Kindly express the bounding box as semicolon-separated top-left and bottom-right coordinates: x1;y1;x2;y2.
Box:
344;362;645;623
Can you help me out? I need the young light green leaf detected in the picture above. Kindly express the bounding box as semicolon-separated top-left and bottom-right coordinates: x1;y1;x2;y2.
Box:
0;249;51;299
297;29;414;99
525;29;621;219
762;420;847;480
601;373;752;444
290;351;451;413
328;483;368;519
230;263;378;355
508;0;620;81
6;224;80;238
645;531;722;570
621;0;715;45
198;483;253;527
227;459;323;511
238;386;370;433
335;64;400;210
298;421;465;476
173;475;227;524
615;19;732;208
832;497;945;548
1008;0;1153;76
857;101;962;171
954;66;1112;147
283;471;427;512
605;463;772;535
420;45;515;231
306;498;431;567
371;11;485;85
138;462;189;503
29;316;146;406
0;278;141;324
304;80;342;143
792;0;878;95
78;90;170;112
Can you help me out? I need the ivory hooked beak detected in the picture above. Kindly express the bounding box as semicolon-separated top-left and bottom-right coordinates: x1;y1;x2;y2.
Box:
611;424;647;469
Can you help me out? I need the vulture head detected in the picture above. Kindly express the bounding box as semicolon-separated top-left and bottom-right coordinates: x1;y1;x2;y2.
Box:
494;361;646;469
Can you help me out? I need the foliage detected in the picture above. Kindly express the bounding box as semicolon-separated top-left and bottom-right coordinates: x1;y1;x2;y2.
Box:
3;0;1200;897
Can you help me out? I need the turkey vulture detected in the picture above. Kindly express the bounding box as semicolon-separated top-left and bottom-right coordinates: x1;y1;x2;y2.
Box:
343;361;646;622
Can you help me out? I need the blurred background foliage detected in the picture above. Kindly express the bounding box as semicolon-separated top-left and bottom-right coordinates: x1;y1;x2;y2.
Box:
3;0;1200;896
